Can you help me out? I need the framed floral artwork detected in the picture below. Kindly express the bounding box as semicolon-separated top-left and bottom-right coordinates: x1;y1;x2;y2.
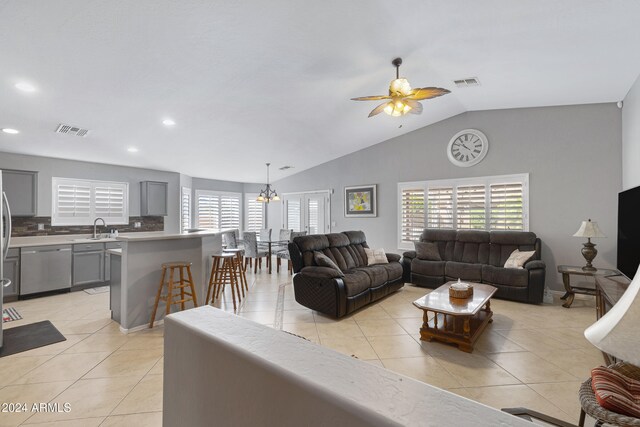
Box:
344;185;377;217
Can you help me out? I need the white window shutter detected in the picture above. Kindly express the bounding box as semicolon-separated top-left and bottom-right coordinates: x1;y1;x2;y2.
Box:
426;187;453;229
286;199;301;232
196;193;220;231
219;194;241;231
490;183;524;230
181;187;191;231
245;195;264;232
94;185;126;219
401;188;425;243
195;190;241;232
456;185;486;229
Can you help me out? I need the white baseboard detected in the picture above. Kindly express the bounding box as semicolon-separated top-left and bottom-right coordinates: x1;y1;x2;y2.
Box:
119;320;163;334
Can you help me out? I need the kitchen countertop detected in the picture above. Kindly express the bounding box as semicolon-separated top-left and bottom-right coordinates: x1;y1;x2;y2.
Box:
115;230;220;242
9;230;220;248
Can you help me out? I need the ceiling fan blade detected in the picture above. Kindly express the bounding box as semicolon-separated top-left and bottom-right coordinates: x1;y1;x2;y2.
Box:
405;99;423;114
406;87;451;100
368;102;391;118
351;95;392;101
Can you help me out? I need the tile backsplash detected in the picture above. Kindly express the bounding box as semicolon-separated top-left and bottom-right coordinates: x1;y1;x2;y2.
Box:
10;216;164;237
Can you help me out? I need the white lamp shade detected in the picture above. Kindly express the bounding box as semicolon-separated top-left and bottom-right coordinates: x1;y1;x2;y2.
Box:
584;264;640;366
573;219;606;238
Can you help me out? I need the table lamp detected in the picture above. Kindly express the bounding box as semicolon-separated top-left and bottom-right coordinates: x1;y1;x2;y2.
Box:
573;219;606;271
584;264;640;366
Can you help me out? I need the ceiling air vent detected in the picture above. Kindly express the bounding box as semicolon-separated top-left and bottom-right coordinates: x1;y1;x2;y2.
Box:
55;123;90;137
453;77;480;87
279;165;294;171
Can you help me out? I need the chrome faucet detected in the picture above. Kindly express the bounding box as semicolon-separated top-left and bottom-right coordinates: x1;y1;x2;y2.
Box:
93;217;106;239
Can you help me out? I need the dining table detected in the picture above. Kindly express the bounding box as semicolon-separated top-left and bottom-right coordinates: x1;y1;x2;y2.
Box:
257;239;289;274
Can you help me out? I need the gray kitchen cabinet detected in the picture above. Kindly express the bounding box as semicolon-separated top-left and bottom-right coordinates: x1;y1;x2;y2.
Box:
140;181;168;216
20;245;72;295
73;243;105;287
2;169;37;216
104;242;123;282
3;248;20;301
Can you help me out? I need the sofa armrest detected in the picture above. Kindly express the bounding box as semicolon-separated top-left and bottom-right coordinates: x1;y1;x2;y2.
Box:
524;260;545;271
386;252;401;263
402;250;417;260
300;266;344;279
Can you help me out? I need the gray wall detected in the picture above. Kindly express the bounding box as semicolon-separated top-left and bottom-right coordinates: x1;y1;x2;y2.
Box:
0;152;182;233
269;103;622;290
623;74;640;190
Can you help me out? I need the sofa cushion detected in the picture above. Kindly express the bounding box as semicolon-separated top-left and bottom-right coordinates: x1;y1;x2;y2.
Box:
421;229;456;261
489;231;538;267
313;252;343;276
353;265;388;288
415;242;441;261
412;259;446;277
381;262;403;281
482;265;529;287
504;249;536;269
364;248;389;266
445;262;482;282
453;230;489;264
341;270;371;296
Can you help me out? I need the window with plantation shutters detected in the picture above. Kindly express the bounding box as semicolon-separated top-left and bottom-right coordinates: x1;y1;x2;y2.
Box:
398;174;528;249
427;187;453;229
490;182;524;230
195;190;241;232
181;187;191;232
220;194;240;230
244;194;264;232
52;178;129;226
400;187;425;245
456;185;486;229
286;199;301;232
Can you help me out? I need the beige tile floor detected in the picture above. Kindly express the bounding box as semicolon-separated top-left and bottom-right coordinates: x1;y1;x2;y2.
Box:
1;267;604;426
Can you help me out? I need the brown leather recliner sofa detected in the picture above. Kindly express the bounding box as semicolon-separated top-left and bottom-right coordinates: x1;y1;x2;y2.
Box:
401;229;546;304
289;231;404;318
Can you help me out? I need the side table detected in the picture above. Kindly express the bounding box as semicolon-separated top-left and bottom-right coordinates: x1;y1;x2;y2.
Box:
557;265;620;308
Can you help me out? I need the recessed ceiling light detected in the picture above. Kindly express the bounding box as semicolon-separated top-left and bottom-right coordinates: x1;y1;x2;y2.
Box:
1;128;19;134
162;119;176;126
15;82;37;92
127;147;139;153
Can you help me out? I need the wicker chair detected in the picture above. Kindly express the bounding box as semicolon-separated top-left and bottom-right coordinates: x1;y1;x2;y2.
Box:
579;362;640;427
243;231;269;273
276;231;306;274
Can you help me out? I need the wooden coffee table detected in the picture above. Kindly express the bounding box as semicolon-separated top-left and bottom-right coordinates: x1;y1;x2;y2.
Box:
413;282;497;353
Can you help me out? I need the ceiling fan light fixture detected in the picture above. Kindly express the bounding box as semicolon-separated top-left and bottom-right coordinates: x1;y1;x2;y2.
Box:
351;57;450;118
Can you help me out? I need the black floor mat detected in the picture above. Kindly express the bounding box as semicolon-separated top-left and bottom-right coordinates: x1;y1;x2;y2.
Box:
0;320;66;357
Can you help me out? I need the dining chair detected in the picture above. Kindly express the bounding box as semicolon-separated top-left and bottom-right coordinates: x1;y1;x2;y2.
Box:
242;231;269;273
276;231;306;274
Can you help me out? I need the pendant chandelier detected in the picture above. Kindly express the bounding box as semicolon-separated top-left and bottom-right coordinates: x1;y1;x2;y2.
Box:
257;163;280;203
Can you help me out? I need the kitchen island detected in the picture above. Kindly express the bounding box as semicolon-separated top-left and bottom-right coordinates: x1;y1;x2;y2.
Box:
111;231;223;332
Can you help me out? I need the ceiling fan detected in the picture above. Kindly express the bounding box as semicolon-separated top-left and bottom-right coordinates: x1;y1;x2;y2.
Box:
351;57;450;118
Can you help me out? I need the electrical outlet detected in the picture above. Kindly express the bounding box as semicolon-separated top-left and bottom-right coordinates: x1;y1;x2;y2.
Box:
134;222;141;228
37;223;45;231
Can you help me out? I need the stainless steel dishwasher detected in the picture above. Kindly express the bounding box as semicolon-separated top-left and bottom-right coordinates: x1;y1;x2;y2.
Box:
20;245;72;295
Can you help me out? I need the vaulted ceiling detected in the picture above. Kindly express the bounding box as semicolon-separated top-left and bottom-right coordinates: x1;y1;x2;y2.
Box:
1;0;639;182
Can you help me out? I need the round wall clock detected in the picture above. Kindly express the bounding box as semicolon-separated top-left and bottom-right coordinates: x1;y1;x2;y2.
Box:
447;129;489;167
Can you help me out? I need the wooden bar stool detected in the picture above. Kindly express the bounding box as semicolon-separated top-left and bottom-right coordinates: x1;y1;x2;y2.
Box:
223;248;248;295
149;261;198;328
206;253;243;311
